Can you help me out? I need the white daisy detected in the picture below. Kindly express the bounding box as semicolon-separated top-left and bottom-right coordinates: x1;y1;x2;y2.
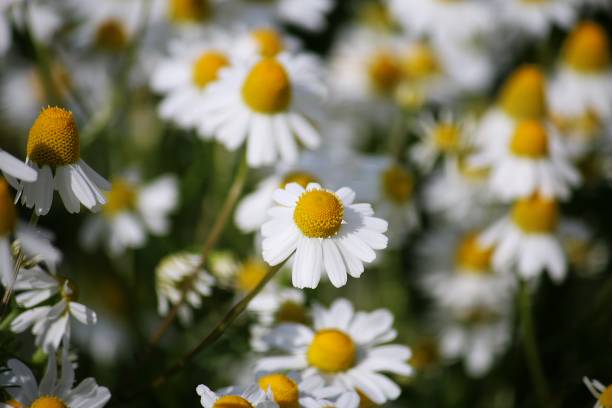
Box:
11;268;97;352
230;0;335;32
201;53;326;167
16;107;110;216
0;352;111;408
480;195;567;282
80;172;178;255
255;298;412;405
584;377;612;408
196;383;277;408
261;182;388;289
496;0;576;39
155;251;215;325
0;149;37;184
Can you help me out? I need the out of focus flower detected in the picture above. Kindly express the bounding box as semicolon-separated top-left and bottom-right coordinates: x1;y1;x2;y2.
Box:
0;150;37;184
261;183;388;288
16;107;110;215
496;0;576;39
80;173;178;254
11;268;97;351
256;298;412;405
480;195;566;282
0;352;111;408
201;54;326;167
155;252;215;325
560;220;609;276
232;0;335;32
196;383;277;408
584;377;612;408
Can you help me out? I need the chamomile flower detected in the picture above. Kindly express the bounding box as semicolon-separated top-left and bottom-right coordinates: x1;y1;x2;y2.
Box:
201;53;326;167
80;173;178;255
261;183;388;289
155;252;215;325
480;195;567;282
584;377;612;408
11;268;97;351
16;107;111;216
496;0;576;39
196;383;277;408
0;149;37;184
0;352;111;408
256;298;412;405
231;0;335;32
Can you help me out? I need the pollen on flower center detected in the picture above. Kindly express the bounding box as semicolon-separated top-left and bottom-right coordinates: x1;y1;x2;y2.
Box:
512;195;558;233
0;179;17;236
563;21;610;73
258;374;299;408
455;233;494;273
381;164;413;204
242;59;292;114
280;171;319;189
251;28;284;58
103;179;137;216
213;395;254;408
599;385;612;408
307;329;356;373
434;123;461;152
367;51;402;94
402;43;441;80
95;19;128;51
193;51;230;89
236;259;268;292
30;396;68;408
499;65;546;120
27;107;80;167
293;190;344;238
509;120;549;158
168;0;210;22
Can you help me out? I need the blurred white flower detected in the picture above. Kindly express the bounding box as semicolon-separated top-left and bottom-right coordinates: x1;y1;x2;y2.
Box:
496;0;576;39
584;377;612;408
230;0;334;32
196;383;277;408
0;150;37;184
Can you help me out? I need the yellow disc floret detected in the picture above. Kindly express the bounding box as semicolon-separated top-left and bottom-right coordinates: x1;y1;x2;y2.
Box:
563;21;610;73
252;28;284;58
293;190;344;238
381;164;413;204
95;19;128;51
433;123;461;152
258;374;299;408
213;396;254;408
242;59;292;114
0;179;17;236
509;120;549;158
27;107;80;167
511;195;558;233
30;396;68;408
367;51;402;94
455;233;494;273
193;51;230;89
402;43;441;80
169;0;210;22
103;179;137;217
236;259;269;292
281;171;319;189
599;385;612;408
307;329;356;373
499;65;547;120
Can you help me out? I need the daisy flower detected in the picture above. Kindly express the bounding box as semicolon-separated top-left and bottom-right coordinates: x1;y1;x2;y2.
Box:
201;53;326;167
496;0;576;39
16;107;111;216
0;150;37;184
0;352;111;408
584;377;612;408
80;173;178;255
256;298;412;405
261;182;388;289
11;268;97;351
472;120;580;201
480;194;567;282
196;383;277;408
155;251;215;325
231;0;335;32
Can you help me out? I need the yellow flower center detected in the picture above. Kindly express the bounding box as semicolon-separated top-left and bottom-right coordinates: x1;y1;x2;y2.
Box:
408;340;439;371
293;190;344;238
509;120;548;158
274;300;308;324
402;44;441;80
213;396;254;408
27;107;80;167
455;233;494;273
168;0;210;22
367;52;402;94
433;123;461;152
358;3;394;30
307;329;356;373
103;179;137;216
94;19;128;51
0;179;17;236
236;259;269;292
251;28;284;58
599;385;612;408
242;59;292;114
30;396;68;408
381;164;413;204
553;110;601;137
499;65;546;120
563;21;610;73
511;195;558;233
4;400;22;408
192;51;230;89
280;171;319;189
258;374;299;408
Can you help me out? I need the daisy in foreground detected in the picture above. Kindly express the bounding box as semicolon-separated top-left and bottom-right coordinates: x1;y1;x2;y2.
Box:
0;149;37;184
16;107;111;215
261;183;388;289
196;383;277;408
256;298;412;405
584;377;612;408
0;352;111;408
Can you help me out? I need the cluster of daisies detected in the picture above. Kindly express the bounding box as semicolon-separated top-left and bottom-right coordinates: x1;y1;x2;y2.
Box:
1;0;612;406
